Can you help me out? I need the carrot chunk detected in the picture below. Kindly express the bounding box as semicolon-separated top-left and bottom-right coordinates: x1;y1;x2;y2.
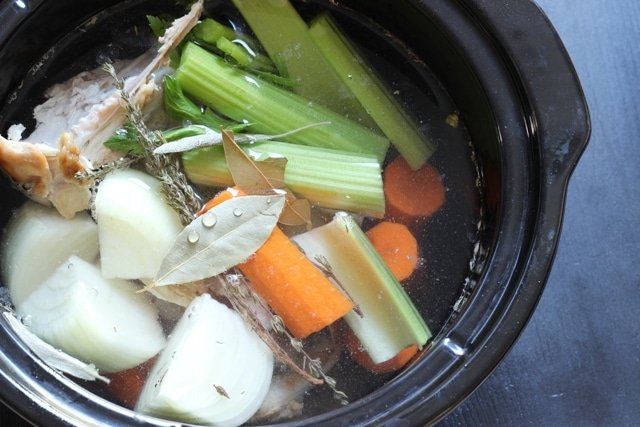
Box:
106;358;155;408
384;156;445;221
202;188;354;338
366;221;419;281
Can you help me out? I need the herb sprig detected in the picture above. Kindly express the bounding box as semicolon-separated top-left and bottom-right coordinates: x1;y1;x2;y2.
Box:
103;63;201;224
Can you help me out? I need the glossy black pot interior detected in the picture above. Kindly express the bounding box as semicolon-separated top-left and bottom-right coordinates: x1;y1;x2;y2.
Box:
0;0;589;425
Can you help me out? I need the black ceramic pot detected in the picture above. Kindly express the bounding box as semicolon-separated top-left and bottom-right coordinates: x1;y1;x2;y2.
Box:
0;0;589;426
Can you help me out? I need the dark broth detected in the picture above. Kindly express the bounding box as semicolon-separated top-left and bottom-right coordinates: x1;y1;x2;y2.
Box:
0;0;482;423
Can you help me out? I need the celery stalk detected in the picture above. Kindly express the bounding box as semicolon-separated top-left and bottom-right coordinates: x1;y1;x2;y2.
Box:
182;141;385;217
292;213;431;364
231;0;378;128
309;13;434;170
216;36;253;66
192;17;265;58
192;18;238;44
176;43;390;162
193;18;278;73
163;75;231;130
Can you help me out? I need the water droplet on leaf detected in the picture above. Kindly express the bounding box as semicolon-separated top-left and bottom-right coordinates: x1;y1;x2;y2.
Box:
188;231;200;243
201;212;217;228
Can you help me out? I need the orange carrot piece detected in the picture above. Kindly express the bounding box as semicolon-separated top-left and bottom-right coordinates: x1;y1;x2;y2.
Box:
203;188;354;338
384;156;445;221
198;187;237;215
343;328;418;374
366;221;419;281
106;358;155;408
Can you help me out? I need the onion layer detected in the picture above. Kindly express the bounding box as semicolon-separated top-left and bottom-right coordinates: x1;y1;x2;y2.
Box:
17;256;166;373
1;201;99;307
136;294;273;427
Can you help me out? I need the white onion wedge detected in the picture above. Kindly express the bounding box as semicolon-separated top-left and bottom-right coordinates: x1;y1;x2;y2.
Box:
2;312;109;383
136;294;273;427
1;201;98;307
94;169;183;280
17;256;166;373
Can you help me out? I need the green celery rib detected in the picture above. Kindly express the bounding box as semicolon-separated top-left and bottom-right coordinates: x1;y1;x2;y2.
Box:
231;0;378;129
216;37;253;66
192;18;238;45
182;140;385;217
163;75;231;130
192;18;277;73
192;17;264;56
291;213;432;364
309;13;435;170
176;43;390;162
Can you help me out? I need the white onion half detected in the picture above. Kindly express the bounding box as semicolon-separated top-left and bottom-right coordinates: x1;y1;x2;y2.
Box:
136;294;273;427
1;201;99;307
94;169;183;280
17;256;166;373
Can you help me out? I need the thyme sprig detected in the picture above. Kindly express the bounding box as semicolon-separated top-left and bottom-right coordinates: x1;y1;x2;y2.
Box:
74;156;136;183
102;63;201;224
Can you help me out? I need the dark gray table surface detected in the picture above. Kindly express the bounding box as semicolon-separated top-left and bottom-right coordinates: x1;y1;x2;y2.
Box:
1;0;638;426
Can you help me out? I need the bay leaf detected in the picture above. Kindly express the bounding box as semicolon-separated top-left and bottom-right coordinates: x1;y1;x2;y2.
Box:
279;197;312;226
221;129;312;227
155;194;285;286
223;129;276;192
248;154;288;189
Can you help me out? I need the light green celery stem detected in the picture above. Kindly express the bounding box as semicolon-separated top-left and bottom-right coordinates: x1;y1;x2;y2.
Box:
192;19;238;44
216;37;280;74
182;140;385;217
292;213;431;364
216;37;253;66
176;43;390;162
231;0;379;129
192;18;263;54
193;19;277;73
309;13;434;170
